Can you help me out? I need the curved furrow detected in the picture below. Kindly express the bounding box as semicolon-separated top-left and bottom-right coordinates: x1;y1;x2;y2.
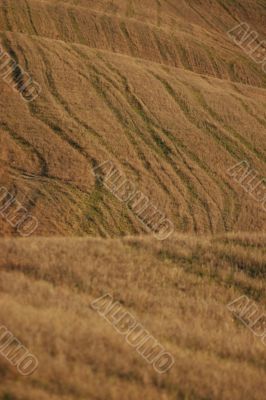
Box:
0;45;48;215
0;181;20;236
173;75;266;225
10;35;97;165
1;152;93;213
150;71;240;230
23;36;173;235
104;2;119;14
215;0;242;24
69;47;184;196
91;55;206;232
37;44;124;161
158;73;252;162
24;0;38;36
2;0;12;31
0;122;48;177
190;84;266;165
33;41;116;161
156;0;162;27
104;61;228;231
85;181;125;236
70;45;201;232
176;76;266;224
171;76;246;224
101;66;228;231
182;91;242;230
7;165;115;237
119;20;138;57
86;71;191;230
16;164;123;236
2;35;118;233
3;158;147;237
152;30;170;66
1;147;104;234
40;39;150;170
98;57;223;232
126;0;134;18
66;7;83;44
186;0;222;33
125;92;215;232
97;58;219;232
149;70;242;229
59;44;165;169
230;83;266;131
2;36;93;164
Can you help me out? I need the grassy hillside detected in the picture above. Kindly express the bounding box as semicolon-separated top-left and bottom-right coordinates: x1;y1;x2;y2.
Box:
1;1;266;399
1;0;266;86
0;233;265;400
1;0;266;237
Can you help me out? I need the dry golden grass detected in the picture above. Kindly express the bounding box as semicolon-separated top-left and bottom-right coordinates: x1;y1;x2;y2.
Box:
1;16;266;235
1;1;266;399
0;233;265;400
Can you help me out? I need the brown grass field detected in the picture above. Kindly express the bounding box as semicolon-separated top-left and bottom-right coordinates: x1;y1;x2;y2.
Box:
0;0;266;399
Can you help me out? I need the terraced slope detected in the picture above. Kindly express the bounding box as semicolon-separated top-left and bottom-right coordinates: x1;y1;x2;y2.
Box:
1;0;266;86
0;233;265;400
